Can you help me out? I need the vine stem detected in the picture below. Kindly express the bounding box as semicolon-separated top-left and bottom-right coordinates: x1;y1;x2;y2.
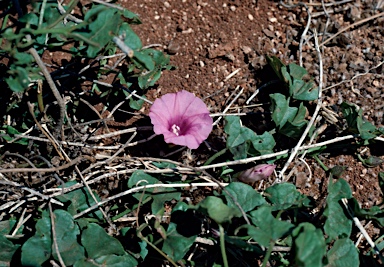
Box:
262;240;275;267
219;224;229;267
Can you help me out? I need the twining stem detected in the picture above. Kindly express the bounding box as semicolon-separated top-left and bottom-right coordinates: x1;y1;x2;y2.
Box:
219;224;229;267
204;148;227;166
262;240;275;267
313;155;329;171
137;224;178;267
37;80;45;113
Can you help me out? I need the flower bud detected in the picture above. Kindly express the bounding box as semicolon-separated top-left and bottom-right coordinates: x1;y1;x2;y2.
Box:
238;164;276;183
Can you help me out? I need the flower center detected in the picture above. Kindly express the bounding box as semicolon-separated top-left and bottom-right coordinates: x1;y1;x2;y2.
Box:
171;124;181;136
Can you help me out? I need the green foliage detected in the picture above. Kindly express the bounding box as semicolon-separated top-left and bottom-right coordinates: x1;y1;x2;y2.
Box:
162;223;197;262
282;63;319;101
292;223;326;267
222;182;266;212
52;210;85;265
81;223;124;258
267;55;319;100
224;116;275;159
1;1;171;134
194;196;242;224
0;234;20;265
21;211;52;266
246;206;294;247
324;179;353;240
327;238;359;267
21;210;85;266
270;93;308;138
265;182;311;211
341;102;378;140
55;181;103;221
127;171;181;214
1;126;29;145
2;3;384;266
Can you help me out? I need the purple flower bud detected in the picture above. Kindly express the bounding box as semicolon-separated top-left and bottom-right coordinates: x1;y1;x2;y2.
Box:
238;164;276;183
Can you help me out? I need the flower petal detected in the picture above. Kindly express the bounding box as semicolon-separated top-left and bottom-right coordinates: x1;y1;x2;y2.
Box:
149;90;213;149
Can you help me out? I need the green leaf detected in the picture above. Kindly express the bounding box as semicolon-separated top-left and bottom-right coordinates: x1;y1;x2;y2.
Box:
75;6;121;57
14;52;34;65
266;55;285;81
162;223;196;261
287;63;307;80
128;171;181;214
292;223;326;267
222;182;266;213
279;102;308;139
134;50;155;71
357;116;377;140
0;218;17;235
225;116;255;147
324;179;352;240
251;131;276;155
119;22;142;50
138;69;162;89
327;238;359;267
194;196;242;224
265;183;311;211
281;63;319;101
5;67;30;92
0;234;20;264
224;235;263;253
270;93;297;129
55;181;103;221
341;102;378;140
21;211;52;266
347;198;384;228
74;254;138;267
224;116;274;159
129;96;145;110
291;79;319;101
52;210;85;265
81;223;125;259
246;206;294;247
122;9;141;24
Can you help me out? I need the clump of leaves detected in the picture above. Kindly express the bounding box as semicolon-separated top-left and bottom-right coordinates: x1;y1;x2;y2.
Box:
3;170;380;266
0;1;172;143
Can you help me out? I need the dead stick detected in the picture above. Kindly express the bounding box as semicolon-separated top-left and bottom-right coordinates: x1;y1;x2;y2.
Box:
320;11;384;47
0;157;82;173
28;42;65;139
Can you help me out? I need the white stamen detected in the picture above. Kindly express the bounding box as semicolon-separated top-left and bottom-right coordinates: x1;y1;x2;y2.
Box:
171;124;181;136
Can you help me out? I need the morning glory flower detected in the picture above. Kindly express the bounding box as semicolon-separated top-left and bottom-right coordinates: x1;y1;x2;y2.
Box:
149;90;213;149
238;164;276;183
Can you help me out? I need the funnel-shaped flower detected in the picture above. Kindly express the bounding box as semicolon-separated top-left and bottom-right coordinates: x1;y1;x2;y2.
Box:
149;90;213;149
238;164;276;183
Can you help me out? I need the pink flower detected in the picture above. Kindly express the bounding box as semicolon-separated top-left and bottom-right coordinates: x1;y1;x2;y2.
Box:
238;164;276;183
149;90;213;149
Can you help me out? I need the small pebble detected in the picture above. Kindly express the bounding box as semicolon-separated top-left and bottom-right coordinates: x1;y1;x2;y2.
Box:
248;14;254;20
154;15;160;20
164;1;170;8
230;6;236;11
167;40;180;55
269;17;277;23
199;61;205;67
